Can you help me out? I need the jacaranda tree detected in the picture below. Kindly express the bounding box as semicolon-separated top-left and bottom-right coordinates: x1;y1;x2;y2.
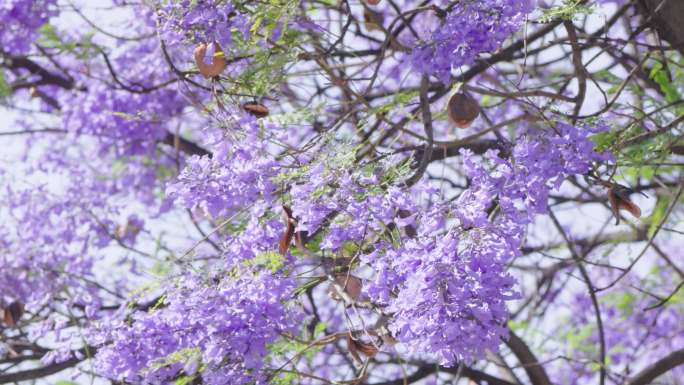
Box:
1;0;684;384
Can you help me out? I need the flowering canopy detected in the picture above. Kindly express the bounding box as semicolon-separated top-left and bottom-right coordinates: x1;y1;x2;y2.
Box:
1;0;684;385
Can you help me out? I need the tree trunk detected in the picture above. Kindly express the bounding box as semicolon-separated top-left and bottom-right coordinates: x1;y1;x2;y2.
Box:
639;0;684;52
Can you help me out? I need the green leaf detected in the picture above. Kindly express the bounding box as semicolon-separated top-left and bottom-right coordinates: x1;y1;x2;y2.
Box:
175;376;197;385
244;251;286;273
313;321;327;338
508;320;529;332
539;0;594;22
293;276;325;297
649;62;681;104
566;324;594;352
647;196;671;237
270;372;299;385
0;71;10;98
602;291;636;316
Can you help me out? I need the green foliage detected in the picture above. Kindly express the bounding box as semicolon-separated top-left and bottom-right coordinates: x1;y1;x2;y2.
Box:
293;276;325;297
589;129;617;154
270;372;299;385
647;195;672;237
244;251;287;273
508;319;529;332
175;376;196;385
566;324;595;353
540;0;593;22
601;291;636;317
38;24;97;59
269;105;320;127
214;0;303;98
649;61;682;106
313;321;327;338
146;347;202;374
330;143;359;170
0;71;10;98
127;282;162;308
369;90;419;116
267;319;327;382
274;164;310;185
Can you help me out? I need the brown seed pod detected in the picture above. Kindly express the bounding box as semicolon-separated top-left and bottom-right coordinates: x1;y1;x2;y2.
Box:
366;0;381;5
447;93;480;128
279;206;296;255
194;42;227;79
328;274;363;302
364;8;385;32
347;334;379;361
607;184;642;225
346;334;363;363
243;102;269;118
3;301;25;327
354;339;379;358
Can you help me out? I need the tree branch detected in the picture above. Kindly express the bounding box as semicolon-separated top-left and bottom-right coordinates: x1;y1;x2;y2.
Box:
370;363;519;385
625;347;684;385
0;351;88;384
505;329;554;385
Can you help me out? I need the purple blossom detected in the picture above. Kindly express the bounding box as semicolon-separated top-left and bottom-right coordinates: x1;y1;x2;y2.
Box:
410;0;534;82
90;270;302;384
0;0;58;54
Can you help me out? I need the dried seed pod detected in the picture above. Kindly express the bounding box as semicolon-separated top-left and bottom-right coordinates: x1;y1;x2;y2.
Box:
279;206;296;255
346;334;363;364
194;42;227;79
243;102;269;118
347;334;379;361
364;8;384;32
353;339;379;358
607;184;642;225
3;301;25;327
328;274;363;302
447;93;480;128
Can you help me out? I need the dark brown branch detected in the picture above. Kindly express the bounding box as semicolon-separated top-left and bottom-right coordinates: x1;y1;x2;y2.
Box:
625;347;684;385
2;54;210;158
564;21;587;119
370;363;518;385
505;330;554;385
549;211;607;385
0;349;91;384
405;75;434;186
161;133;211;157
415;139;506;163
3;55;76;90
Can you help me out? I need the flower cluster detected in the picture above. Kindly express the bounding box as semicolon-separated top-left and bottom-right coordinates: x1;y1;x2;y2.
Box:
0;185;104;311
5;0;664;384
165;119;279;219
0;0;57;54
157;0;252;48
60;35;189;155
90;269;302;384
410;0;534;81
362;122;610;365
